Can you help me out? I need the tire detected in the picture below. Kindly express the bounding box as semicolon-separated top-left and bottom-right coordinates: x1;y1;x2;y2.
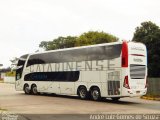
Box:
91;87;101;101
31;84;38;95
24;84;30;94
78;86;88;100
111;97;120;101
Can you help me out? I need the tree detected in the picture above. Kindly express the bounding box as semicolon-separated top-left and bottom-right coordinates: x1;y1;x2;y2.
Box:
39;31;118;50
76;31;118;46
39;36;77;50
132;21;160;77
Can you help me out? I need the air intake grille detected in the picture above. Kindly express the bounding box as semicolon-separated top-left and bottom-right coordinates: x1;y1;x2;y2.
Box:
108;81;120;95
130;64;146;79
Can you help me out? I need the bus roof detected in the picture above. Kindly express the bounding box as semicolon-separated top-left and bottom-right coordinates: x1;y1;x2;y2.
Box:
30;41;123;56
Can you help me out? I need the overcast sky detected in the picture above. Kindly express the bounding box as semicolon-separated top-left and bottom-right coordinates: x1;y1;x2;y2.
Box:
0;0;160;67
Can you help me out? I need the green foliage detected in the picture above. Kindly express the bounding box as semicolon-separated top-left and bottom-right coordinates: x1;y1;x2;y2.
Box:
132;21;160;77
5;71;16;77
76;31;118;46
39;31;118;50
39;36;77;50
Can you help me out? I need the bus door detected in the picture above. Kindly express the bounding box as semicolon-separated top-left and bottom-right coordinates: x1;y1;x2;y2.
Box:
59;71;80;95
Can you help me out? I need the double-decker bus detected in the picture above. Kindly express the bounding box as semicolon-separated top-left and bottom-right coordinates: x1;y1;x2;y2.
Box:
15;41;147;101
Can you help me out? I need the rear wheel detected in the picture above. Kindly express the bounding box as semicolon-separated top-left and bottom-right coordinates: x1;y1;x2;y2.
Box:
91;87;101;101
31;84;38;95
24;84;30;94
78;86;88;100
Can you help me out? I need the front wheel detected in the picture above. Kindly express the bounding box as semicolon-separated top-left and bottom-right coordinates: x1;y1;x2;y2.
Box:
91;87;101;101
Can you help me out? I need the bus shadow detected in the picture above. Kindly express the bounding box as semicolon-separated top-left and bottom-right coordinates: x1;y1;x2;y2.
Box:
21;93;140;105
101;98;140;105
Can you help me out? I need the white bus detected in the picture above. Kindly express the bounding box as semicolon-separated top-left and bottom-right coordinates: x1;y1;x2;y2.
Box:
15;41;147;101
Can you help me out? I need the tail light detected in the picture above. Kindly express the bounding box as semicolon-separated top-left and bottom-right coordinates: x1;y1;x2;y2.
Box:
123;76;130;89
122;41;128;67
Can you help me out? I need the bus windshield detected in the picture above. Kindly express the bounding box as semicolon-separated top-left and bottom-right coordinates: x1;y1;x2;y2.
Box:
16;54;28;80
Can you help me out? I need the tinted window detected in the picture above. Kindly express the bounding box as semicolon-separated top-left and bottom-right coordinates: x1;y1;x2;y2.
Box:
26;44;122;67
16;54;28;80
24;71;80;82
130;64;146;79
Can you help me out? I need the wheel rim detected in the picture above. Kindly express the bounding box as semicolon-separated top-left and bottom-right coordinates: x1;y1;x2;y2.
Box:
79;89;86;98
92;90;99;100
33;87;37;94
25;86;30;94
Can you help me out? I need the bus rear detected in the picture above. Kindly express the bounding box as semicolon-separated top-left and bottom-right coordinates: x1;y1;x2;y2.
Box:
122;41;147;97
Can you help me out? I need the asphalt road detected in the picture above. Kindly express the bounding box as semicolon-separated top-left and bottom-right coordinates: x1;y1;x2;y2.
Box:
0;83;160;120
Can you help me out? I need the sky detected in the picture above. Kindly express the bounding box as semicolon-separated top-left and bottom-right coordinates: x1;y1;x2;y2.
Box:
0;0;160;67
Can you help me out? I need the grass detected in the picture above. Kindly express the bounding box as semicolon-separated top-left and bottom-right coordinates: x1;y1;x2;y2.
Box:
0;81;3;83
0;107;7;111
0;79;4;83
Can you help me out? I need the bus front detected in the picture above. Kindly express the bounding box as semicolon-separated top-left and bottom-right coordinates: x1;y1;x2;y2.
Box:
122;41;147;97
15;54;28;91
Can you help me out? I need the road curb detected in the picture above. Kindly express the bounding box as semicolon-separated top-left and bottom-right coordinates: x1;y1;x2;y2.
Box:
141;96;160;101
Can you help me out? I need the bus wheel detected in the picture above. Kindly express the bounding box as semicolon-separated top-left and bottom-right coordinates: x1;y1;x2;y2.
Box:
111;97;120;101
78;86;88;100
24;84;30;94
31;84;38;95
91;87;101;101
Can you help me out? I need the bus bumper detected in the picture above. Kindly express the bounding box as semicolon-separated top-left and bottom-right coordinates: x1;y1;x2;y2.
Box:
124;89;147;97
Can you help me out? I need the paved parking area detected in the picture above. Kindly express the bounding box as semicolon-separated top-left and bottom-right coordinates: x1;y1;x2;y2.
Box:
0;83;160;120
